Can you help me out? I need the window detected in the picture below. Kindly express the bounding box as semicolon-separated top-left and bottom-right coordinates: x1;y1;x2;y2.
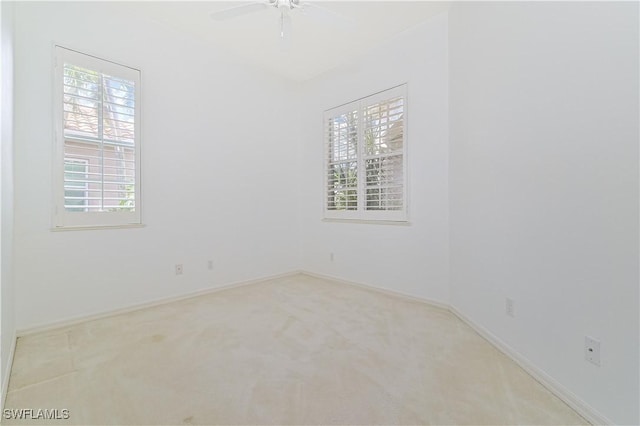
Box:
324;85;407;222
53;46;141;228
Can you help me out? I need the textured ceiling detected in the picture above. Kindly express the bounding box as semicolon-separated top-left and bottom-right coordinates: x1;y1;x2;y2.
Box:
125;1;450;81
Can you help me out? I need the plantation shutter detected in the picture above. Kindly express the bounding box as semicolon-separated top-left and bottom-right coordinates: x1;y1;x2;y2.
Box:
362;94;404;212
55;46;141;228
324;85;407;222
326;104;359;211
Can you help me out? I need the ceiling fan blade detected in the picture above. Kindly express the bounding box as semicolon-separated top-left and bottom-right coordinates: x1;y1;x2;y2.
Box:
280;11;292;51
210;2;269;21
299;3;354;30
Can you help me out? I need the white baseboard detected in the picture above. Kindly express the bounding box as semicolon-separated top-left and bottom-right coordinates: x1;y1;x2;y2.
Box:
17;270;302;337
301;270;450;310
449;306;611;426
2;331;17;411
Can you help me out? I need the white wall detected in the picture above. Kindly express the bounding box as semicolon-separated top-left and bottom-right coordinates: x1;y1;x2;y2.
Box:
13;2;300;331
449;2;639;424
0;0;16;405
298;13;450;303
9;2;639;423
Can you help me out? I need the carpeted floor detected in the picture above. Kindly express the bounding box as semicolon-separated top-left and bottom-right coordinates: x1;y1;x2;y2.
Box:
5;274;586;425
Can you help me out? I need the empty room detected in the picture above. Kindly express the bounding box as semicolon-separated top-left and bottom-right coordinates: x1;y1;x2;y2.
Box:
0;0;638;424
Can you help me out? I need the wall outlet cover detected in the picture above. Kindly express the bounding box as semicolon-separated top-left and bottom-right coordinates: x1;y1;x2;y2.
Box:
505;298;515;317
584;336;601;366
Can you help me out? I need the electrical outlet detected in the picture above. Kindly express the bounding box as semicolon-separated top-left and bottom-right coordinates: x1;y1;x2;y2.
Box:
207;260;214;270
505;298;515;317
330;252;334;262
585;336;601;366
175;264;183;275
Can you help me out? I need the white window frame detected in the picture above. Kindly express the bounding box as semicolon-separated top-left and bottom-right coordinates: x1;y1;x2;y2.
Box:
323;84;408;222
53;46;141;229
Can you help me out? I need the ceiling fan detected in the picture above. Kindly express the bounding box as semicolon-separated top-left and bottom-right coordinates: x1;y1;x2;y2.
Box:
210;0;352;49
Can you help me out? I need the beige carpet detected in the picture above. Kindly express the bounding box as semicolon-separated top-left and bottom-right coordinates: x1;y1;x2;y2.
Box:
5;274;586;425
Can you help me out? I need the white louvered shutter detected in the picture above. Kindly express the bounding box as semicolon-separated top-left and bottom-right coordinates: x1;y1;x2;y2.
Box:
55;47;141;228
326;106;359;212
363;94;405;212
324;85;407;222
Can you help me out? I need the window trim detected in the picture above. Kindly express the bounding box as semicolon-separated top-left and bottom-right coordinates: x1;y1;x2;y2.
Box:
52;46;142;229
323;84;408;223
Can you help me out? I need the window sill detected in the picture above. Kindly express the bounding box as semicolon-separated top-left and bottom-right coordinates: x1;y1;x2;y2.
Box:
322;218;411;226
51;223;146;232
